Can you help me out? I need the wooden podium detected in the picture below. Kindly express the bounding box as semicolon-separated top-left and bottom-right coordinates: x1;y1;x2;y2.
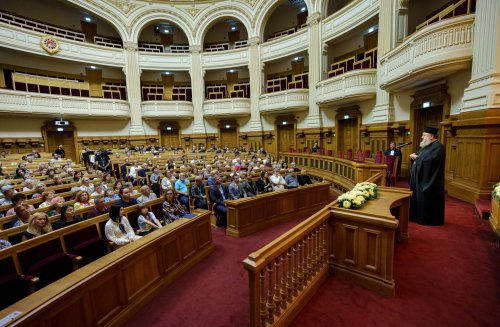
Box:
329;187;412;296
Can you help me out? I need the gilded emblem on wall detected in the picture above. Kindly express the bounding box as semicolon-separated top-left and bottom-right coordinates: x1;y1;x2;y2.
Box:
40;35;60;54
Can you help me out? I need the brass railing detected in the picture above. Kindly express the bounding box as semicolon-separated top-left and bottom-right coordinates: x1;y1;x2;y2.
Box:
416;0;475;31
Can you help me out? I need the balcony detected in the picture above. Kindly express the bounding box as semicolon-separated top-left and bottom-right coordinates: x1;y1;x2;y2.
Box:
0;89;129;118
259;89;309;114
261;28;308;62
203;98;251;118
379;15;474;91
138;52;190;70
0;22;125;67
141;101;194;119
322;0;379;42
202;47;249;69
316;69;377;106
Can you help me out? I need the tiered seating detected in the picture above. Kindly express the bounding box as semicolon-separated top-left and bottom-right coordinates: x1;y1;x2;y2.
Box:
416;0;476;31
172;85;192;101
138;42;164;53
268;27;297;41
169;45;190;53
266;75;292;93
12;72;90;97
0;11;85;42
206;84;227;99
103;82;127;100
142;84;164;101
288;73;309;89
230;82;250;98
234;40;248;49
204;43;229;52
94;36;123;49
0;256;36;310
328;48;378;78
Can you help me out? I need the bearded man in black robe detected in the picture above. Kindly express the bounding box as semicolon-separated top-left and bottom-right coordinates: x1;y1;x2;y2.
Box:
409;126;446;225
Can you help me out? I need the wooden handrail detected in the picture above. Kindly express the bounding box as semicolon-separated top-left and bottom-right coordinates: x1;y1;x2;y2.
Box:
416;0;474;31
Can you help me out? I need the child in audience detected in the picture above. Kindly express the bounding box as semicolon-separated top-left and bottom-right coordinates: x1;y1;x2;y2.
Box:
105;205;141;250
22;212;52;241
104;189;120;202
137;204;162;236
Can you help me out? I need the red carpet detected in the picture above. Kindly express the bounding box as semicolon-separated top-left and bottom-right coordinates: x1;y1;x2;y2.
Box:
126;189;500;327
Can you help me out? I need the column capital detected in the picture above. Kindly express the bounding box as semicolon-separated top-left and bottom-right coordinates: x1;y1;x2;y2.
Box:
190;45;202;54
248;36;260;47
123;41;138;52
307;12;321;27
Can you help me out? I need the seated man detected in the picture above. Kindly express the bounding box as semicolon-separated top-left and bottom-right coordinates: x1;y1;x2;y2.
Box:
209;175;229;227
137;185;157;204
284;169;299;188
174;173;190;211
87;195;110;219
228;175;241;200
239;171;256;198
191;175;208;209
297;170;313;186
269;169;287;191
117;187;138;208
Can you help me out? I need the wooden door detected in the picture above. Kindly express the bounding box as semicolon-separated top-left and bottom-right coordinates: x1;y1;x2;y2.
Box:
46;131;76;161
278;124;295;153
220;128;237;148
338;118;357;151
161;130;179;148
412;105;443;151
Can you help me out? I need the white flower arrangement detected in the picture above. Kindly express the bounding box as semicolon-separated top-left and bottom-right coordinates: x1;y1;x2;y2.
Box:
493;182;500;202
338;182;379;209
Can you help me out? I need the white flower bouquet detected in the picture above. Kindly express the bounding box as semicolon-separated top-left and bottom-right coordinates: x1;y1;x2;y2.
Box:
338;182;379;209
493;182;500;202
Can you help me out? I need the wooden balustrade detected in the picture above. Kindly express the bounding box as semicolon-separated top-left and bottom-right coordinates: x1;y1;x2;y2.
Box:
280;152;387;193
416;0;475;31
244;174;411;326
225;182;330;238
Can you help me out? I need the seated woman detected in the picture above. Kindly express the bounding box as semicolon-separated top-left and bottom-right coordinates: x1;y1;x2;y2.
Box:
137;204;162;236
47;196;66;217
114;180;123;193
91;184;105;197
105;205;141;250
5;193;36;216
39;190;56;208
52;205;84;230
22;212;52;241
255;171;273;194
162;189;187;224
73;190;94;210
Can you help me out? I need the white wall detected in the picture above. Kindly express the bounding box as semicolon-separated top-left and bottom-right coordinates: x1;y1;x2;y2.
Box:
447;69;470;115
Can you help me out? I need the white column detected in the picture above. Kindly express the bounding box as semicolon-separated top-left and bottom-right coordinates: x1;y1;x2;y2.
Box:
322;43;329;80
372;0;395;122
123;41;145;135
189;45;206;133
307;12;322;128
247;37;263;131
462;0;500;112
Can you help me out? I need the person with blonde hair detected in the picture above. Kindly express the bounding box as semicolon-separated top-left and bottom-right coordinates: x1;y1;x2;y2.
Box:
22;212;52;241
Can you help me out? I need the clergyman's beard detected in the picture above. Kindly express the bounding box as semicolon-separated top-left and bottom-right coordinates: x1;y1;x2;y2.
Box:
420;139;432;148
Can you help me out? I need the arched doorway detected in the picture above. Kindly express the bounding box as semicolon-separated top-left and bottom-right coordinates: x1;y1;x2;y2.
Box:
159;122;180;148
42;120;77;161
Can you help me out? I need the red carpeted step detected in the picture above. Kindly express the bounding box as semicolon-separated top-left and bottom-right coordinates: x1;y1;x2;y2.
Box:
474;198;491;220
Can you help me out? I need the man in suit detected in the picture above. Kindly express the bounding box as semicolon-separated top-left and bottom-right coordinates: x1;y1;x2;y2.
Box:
228;175;241;200
209;174;229;227
385;141;402;177
191;175;208;209
239;171;256;198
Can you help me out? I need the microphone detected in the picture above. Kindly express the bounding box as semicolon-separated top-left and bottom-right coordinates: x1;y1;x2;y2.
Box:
397;141;412;148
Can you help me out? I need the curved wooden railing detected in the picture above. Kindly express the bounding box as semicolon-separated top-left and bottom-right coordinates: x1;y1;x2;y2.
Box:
415;0;475;31
280;152;387;193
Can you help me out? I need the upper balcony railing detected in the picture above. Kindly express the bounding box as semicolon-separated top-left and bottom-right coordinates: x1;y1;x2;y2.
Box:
0;88;130;118
261;28;309;62
415;0;475;32
141;100;194;119
203;98;251;118
266;73;308;93
328;48;377;78
379;14;474;91
259;89;309;114
0;11;85;42
94;36;122;49
317;69;377;106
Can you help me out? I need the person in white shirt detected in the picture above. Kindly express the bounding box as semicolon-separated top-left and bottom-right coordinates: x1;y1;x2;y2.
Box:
105;205;141;250
269;169;287;191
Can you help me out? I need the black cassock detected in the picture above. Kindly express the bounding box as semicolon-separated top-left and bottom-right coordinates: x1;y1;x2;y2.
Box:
409;140;446;225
